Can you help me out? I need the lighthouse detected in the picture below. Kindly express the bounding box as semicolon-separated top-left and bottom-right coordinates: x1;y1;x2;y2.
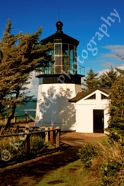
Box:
35;21;84;130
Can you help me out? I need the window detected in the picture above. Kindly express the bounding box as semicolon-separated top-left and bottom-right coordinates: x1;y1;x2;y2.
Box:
53;43;77;74
101;94;108;99
55;44;61;55
85;94;96;100
62;44;69;55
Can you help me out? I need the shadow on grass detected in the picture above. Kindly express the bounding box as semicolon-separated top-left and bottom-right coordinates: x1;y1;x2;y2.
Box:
0;142;80;186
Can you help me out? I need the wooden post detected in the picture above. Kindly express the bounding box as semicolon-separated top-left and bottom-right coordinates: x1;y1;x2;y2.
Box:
4;118;7;125
24;128;30;157
15;116;17;124
14;117;16;123
55;127;60;148
50;125;54;146
25;113;28;122
45;126;49;142
25;134;30;157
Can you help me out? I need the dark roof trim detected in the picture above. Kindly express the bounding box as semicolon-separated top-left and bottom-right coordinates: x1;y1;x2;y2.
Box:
69;88;111;103
41;32;79;46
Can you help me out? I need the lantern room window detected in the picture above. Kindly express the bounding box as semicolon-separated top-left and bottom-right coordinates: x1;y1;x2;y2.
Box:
53;43;77;74
55;44;61;55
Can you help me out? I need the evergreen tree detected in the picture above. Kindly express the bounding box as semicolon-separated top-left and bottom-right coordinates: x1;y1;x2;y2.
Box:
82;68;99;91
115;67;124;76
0;20;53;127
99;67;118;88
106;76;124;144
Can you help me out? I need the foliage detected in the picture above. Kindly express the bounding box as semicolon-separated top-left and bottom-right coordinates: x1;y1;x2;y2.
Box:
78;138;124;186
98;140;124;186
114;165;124;186
115;67;124;76
96;139;124;186
78;143;98;167
0;20;53;127
100;159;122;185
106;76;124;144
30;134;48;154
83;67;124;91
99;67;118;88
0;135;25;162
101;69;124;185
0;134;48;165
82;68;99;91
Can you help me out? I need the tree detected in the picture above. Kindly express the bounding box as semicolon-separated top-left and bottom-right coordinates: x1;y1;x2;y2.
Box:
99;67;118;88
0;20;53;127
106;75;124;144
115;67;124;76
82;68;99;91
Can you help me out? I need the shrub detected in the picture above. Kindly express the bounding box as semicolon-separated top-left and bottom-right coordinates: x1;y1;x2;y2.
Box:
78;138;124;186
107;76;124;145
78;144;98;168
96;139;124;186
0;134;48;164
100;159;122;186
30;134;48;155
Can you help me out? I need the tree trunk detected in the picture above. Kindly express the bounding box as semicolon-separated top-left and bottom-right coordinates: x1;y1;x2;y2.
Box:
5;88;20;129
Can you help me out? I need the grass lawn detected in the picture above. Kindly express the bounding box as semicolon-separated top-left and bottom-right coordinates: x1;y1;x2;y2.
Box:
35;159;100;186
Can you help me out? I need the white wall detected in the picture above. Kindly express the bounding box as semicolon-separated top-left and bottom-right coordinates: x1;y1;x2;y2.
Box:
75;90;110;133
76;106;93;132
36;83;81;131
36;86;110;133
104;109;109;131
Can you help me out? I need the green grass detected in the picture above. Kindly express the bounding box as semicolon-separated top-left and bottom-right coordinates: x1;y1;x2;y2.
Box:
35;137;124;186
35;159;100;186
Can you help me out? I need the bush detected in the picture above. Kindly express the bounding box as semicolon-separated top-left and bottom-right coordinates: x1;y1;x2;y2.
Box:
106;128;124;146
78;144;98;168
100;159;122;186
107;76;124;144
30;134;48;155
0;134;48;164
96;139;124;186
78;138;124;186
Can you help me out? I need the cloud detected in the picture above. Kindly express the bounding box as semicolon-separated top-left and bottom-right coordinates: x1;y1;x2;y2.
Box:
117;65;124;69
98;64;124;76
104;45;124;50
101;53;119;60
100;62;118;67
103;45;124;59
93;45;124;69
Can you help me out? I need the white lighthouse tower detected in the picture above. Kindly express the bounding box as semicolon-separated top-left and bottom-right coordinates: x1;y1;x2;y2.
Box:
36;21;84;130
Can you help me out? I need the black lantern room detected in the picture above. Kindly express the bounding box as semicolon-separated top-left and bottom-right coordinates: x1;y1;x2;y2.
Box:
36;21;84;84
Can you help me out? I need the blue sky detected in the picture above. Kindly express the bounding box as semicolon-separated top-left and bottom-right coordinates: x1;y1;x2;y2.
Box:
0;0;124;74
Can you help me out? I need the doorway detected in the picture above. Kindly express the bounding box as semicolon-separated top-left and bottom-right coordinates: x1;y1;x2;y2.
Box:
93;109;104;133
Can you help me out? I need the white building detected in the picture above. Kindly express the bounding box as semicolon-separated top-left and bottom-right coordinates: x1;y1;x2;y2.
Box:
35;21;84;129
69;88;110;133
35;22;110;133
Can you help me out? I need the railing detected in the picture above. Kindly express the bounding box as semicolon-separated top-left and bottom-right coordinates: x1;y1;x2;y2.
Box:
35;65;85;76
78;66;85;76
0;126;60;163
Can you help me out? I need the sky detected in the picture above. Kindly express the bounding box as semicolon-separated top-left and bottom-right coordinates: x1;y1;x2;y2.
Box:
0;0;124;95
